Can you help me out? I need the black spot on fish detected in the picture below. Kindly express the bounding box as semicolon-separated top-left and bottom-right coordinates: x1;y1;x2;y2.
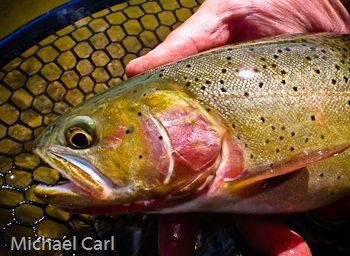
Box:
249;48;255;51
290;147;295;151
220;80;224;84
232;123;235;129
260;117;265;123
143;93;147;96
335;64;340;70
201;86;206;90
271;126;275;131
259;82;263;88
244;92;249;97
205;80;211;84
266;139;269;144
315;69;320;74
263;65;267;69
291;132;295;136
195;78;199;82
277;49;282;53
279;136;284;140
293;86;298;91
306;56;311;61
221;87;227;92
320;173;324;177
159;74;163;77
344;76;348;83
310;47;316;51
281;70;287;75
226;56;232;61
272;64;277;68
276;148;280;153
222;68;227;73
261;57;266;61
281;126;286;130
281;80;286;84
285;47;291;51
321;135;325;139
311;115;316;121
139;155;143;159
305;138;309;143
337;176;341;180
250;154;254;159
330;191;335;195
332;79;337;84
253;68;259;73
186;82;191;86
159;136;163;140
206;108;211;112
138;112;142;116
186;64;191;68
273;55;279;59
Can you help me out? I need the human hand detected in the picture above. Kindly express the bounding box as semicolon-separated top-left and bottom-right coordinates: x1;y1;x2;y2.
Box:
126;0;350;255
126;0;350;77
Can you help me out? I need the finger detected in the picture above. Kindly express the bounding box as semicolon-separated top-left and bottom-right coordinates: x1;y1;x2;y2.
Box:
234;215;312;256
158;213;200;256
309;195;350;223
125;0;246;77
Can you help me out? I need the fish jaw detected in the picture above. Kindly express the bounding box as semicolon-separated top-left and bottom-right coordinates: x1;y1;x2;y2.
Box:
34;180;165;214
33;146;115;201
33;147;160;212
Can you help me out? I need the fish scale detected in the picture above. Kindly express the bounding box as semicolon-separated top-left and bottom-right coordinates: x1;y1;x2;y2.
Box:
153;33;350;170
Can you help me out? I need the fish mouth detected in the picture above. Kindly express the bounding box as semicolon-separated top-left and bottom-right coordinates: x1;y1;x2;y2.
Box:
33;147;167;213
33;147;114;200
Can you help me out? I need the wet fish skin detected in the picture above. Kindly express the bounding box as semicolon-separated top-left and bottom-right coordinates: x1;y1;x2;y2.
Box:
34;33;350;214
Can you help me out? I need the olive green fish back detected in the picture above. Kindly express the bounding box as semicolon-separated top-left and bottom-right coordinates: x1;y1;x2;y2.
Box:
154;34;350;171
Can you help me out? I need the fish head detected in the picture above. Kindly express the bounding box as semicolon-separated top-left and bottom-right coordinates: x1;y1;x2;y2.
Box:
33;78;223;214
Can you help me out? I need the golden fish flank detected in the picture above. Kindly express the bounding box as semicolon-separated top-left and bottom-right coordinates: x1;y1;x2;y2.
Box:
33;33;350;214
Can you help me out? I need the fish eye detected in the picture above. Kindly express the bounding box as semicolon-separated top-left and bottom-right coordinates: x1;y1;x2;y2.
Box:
66;127;93;149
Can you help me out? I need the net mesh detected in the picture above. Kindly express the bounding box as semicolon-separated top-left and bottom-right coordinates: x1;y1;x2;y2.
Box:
1;0;350;255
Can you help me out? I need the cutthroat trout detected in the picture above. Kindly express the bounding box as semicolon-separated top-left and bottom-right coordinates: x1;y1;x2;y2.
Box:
33;33;350;214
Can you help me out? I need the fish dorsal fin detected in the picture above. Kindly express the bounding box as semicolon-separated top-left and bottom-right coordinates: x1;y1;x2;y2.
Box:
224;143;350;191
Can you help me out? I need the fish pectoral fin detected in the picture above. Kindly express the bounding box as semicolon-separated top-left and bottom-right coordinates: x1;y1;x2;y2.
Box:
224;142;350;192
